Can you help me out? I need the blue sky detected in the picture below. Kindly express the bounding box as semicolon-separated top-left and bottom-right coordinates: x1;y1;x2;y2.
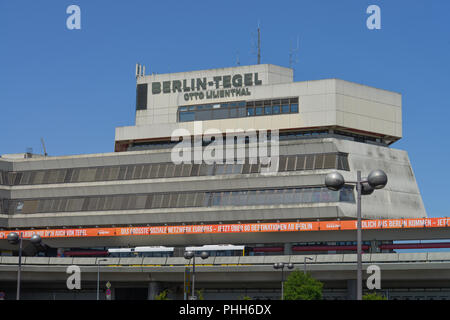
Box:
0;1;449;218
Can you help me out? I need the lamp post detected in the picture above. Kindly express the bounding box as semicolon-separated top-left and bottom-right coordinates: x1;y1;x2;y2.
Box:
184;251;209;300
303;257;313;274
97;258;108;300
7;232;43;300
273;262;294;300
325;169;387;300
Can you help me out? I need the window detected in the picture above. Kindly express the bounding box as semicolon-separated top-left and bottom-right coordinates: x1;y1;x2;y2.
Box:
272;105;280;114
179;112;195;122
281;105;290;113
290;104;299;113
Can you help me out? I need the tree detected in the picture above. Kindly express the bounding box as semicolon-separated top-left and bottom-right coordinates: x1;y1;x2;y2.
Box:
283;270;323;300
196;289;205;300
362;292;387;300
155;289;170;300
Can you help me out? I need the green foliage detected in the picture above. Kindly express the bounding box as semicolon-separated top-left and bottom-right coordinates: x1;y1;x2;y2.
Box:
362;292;387;300
196;289;204;300
155;289;170;300
239;295;253;300
283;270;323;300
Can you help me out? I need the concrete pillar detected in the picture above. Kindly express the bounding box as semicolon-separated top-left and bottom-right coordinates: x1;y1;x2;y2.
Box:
148;282;161;300
346;279;357;300
283;243;292;255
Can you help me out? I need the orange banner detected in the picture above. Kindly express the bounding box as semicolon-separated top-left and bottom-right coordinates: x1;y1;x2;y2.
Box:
0;218;449;240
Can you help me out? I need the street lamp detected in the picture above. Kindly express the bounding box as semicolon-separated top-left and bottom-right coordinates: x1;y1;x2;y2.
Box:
273;262;294;300
325;169;387;300
303;257;313;274
184;251;209;300
97;258;108;300
7;232;43;300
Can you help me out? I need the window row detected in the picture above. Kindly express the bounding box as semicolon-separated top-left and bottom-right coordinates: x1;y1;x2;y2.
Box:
4;186;354;215
0;153;349;186
178;97;299;122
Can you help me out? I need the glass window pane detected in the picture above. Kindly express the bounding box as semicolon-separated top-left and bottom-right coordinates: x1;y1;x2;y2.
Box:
215;164;226;175
117;166;127;180
97;197;106;211
169;194;179;207
278;156;288;171
264;106;272;115
312;189;322;203
324;154;337;169
141;165;151;179
48;171;61;184
135;195;147;209
340;186;354;202
109;167;120;180
181;164;192;177
232;164;243;174
150;164;159;178
250;163;260;173
255;107;263;115
305;155;315;170
160;194;170;208
281;105;290;113
67;198;84;212
125;165;135;180
185;193;196;207
284;189;296;204
179;112;195;122
199;164;214;176
272;105;280;114
314;154;325;170
177;193;187;207
290;104;299;113
190;164;200;176
173;164;183;177
295;155;306;170
320;187;338;202
33;171;45;184
22;200;39;214
247;191;258;205
133;165;144;179
156;164;167;178
213;108;228;119
165;164;175;178
286;156;296;171
302;188;313;203
195;110;212;121
211;193;221;206
194;193;205;207
151;194;163;208
247;107;255;116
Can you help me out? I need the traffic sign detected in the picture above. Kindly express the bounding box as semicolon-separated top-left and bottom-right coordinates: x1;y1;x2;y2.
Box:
106;281;111;289
105;288;112;300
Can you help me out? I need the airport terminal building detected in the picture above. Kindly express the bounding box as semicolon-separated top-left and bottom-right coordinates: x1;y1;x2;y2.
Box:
0;64;433;300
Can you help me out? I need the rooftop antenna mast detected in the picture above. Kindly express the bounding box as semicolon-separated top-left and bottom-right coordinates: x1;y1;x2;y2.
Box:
251;21;262;65
41;138;48;157
135;63;146;79
257;22;261;64
289;36;300;72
